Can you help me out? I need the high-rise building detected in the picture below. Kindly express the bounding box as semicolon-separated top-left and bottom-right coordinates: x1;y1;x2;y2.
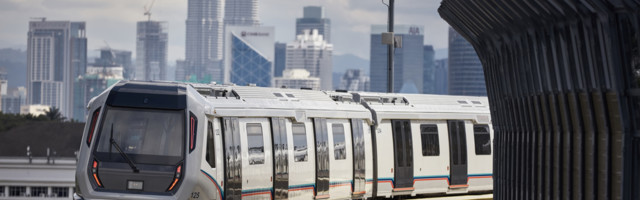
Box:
296;6;331;43
274;42;287;77
73;51;126;121
434;58;448;95
73;65;123;121
285;29;333;90
95;48;132;79
135;21;168;81
224;26;274;87
448;27;486;96
183;0;225;83
224;0;260;26
26;19;87;118
1;87;26;114
369;25;424;93
339;69;370;92
274;69;320;90
0;70;6;111
422;45;436;94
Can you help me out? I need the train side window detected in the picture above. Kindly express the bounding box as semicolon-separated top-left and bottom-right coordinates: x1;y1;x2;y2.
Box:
292;123;308;162
332;124;346;160
473;125;491;155
206;121;215;168
420;124;440;156
247;123;265;165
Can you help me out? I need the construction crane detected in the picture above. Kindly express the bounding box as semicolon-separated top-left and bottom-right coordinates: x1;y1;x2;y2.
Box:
143;0;156;21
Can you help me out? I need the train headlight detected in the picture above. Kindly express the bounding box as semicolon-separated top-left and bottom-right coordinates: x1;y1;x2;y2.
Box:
167;163;182;191
92;160;103;187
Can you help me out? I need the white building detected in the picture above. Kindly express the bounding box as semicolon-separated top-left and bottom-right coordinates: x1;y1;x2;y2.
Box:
20;104;50;116
274;69;321;90
0;158;76;199
285;29;333;90
224;26;275;87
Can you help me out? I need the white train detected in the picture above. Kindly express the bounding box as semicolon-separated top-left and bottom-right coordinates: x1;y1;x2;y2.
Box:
74;81;493;199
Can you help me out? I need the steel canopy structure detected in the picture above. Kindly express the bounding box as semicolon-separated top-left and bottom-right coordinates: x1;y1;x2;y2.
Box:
439;1;640;199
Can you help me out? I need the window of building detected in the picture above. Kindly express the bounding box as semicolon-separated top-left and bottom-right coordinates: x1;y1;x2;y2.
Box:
0;186;4;197
206;121;215;168
247;123;264;165
292;123;308;162
332;124;346;160
9;186;26;197
420;124;440;156
51;187;68;197
30;186;47;197
474;125;492;155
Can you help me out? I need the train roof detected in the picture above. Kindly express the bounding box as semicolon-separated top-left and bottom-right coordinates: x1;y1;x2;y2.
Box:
188;83;491;125
189;83;373;124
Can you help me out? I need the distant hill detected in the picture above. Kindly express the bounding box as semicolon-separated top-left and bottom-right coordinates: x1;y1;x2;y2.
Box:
0;48;27;88
333;54;369;74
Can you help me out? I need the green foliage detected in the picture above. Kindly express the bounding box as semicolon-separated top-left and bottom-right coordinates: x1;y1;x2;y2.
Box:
0;111;58;132
44;107;66;121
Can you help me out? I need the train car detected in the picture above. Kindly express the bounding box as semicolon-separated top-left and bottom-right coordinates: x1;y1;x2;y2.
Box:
74;81;492;199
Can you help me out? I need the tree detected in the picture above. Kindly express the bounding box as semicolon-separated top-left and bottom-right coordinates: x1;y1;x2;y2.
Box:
44;107;66;121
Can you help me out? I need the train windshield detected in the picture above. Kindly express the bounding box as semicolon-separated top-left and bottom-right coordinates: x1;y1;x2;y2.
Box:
94;107;184;165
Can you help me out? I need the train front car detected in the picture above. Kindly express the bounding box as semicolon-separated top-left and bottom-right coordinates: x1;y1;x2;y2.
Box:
75;81;204;200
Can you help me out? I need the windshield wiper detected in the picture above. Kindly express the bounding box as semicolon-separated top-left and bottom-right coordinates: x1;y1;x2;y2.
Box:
110;124;140;173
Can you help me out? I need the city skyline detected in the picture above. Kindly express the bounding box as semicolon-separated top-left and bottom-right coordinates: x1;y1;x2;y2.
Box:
0;0;446;62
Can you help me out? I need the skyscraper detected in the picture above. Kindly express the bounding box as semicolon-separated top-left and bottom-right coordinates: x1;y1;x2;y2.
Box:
274;42;287;77
369;25;424;93
296;6;331;43
422;45;436;94
135;21;168;81
73;51;126;121
339;69;370;92
285;29;333;90
95;48;132;79
448;27;486;96
183;0;224;83
224;0;260;26
26;19;87;118
434;58;448;95
224;26;274;87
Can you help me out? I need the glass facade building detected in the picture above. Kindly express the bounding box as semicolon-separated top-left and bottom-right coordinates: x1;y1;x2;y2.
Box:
369;25;424;93
447;27;486;96
229;35;272;87
422;45;436;94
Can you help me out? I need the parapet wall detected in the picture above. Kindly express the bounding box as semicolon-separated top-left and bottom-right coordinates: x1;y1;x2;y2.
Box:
439;1;640;199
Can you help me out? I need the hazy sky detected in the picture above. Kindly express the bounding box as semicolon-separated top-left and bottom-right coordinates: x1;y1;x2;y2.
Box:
0;0;448;62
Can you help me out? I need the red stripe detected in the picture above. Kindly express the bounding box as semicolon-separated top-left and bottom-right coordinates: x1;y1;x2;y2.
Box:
289;187;314;192
200;171;222;200
329;183;351;188
190;117;194;149
241;191;271;197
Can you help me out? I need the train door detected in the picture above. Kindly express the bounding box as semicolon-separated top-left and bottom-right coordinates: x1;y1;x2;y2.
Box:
222;118;242;199
240;118;273;198
391;120;414;189
351;119;366;197
313;118;330;199
271;118;289;199
447;120;468;186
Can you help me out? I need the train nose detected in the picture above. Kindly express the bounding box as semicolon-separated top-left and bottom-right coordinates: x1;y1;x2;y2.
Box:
94;162;182;193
